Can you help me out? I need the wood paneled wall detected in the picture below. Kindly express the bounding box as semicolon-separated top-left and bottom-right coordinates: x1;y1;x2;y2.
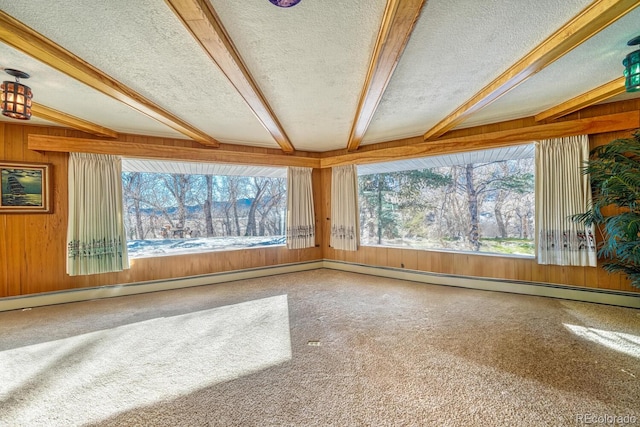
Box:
322;100;640;294
2;98;640;298
0;124;322;298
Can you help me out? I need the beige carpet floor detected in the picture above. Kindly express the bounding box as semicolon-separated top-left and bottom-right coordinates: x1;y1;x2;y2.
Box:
0;269;638;426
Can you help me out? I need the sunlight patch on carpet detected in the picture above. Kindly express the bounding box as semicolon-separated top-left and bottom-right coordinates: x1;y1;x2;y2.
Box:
564;323;640;359
0;294;291;426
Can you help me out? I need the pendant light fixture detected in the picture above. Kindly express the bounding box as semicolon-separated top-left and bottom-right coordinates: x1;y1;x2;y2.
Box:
623;35;640;93
1;69;33;120
269;0;301;7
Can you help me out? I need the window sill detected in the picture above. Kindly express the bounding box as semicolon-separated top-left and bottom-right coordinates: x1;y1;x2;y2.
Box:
127;236;286;260
360;243;535;260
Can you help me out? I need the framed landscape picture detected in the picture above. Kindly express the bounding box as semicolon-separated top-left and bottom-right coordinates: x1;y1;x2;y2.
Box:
0;162;52;213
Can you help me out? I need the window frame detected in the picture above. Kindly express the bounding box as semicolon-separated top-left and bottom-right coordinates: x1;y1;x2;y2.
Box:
356;145;536;258
121;159;288;259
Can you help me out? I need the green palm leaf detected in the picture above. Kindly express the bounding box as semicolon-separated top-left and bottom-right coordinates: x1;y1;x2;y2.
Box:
573;130;640;288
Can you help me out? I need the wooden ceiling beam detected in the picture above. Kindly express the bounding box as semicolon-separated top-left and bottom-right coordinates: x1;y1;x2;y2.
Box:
166;0;295;153
535;77;626;122
0;11;219;147
28;135;319;168
31;103;118;138
423;0;640;141
346;0;426;152
324;111;639;168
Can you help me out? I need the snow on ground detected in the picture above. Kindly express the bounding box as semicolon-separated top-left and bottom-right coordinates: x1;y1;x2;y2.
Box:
128;236;533;259
127;236;286;258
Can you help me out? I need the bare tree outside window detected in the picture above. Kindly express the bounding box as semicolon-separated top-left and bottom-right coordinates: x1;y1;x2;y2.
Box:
122;171;287;258
358;154;535;256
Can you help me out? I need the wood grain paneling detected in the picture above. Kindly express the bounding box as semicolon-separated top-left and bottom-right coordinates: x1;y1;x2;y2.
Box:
416;250;433;272
312;168;323;249
4;124;26;296
321;102;639;293
323;112;639;168
2;99;640;298
0;121;6;293
400;249;418;270
0;124;323;298
28;135;320;168
387;248;403;269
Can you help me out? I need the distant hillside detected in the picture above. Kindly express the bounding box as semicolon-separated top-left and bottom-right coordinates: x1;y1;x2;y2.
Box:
132;198;254;216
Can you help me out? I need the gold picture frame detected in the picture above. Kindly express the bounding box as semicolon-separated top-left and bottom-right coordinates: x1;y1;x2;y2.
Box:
0;161;52;213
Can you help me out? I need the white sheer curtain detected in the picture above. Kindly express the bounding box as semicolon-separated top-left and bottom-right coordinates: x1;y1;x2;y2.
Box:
535;135;597;266
67;153;129;275
286;167;315;249
330;165;359;251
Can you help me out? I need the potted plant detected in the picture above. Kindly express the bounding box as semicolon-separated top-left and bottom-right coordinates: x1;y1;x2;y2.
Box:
572;130;640;288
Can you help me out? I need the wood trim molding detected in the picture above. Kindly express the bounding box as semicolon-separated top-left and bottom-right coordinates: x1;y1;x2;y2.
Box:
24;111;640;169
323;261;640;308
166;0;295;153
323;111;639;168
2;261;637;311
535;77;627;122
31;103;118;138
0;261;324;312
346;0;426;152
0;11;219;148
28;134;320;168
423;0;640;140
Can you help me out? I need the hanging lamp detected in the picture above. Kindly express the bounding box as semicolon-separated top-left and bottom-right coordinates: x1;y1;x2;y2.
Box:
623;35;640;93
269;0;302;7
1;69;33;120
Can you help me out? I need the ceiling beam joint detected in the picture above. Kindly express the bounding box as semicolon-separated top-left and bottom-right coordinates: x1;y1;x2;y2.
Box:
423;0;640;141
535;77;626;122
0;11;219;147
327;111;640;168
166;0;295;153
31;103;119;138
347;0;426;152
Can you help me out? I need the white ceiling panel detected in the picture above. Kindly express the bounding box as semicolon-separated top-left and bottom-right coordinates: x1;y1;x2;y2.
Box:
361;0;596;145
0;0;277;147
123;158;286;178
358;144;534;175
209;0;388;151
461;8;640;129
0;43;185;138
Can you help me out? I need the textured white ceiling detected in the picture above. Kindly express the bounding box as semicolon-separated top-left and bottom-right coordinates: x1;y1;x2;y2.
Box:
209;0;388;151
0;0;638;152
0;0;276;147
462;7;640;129
0;43;185;138
361;0;595;145
123;158;286;178
358;144;534;175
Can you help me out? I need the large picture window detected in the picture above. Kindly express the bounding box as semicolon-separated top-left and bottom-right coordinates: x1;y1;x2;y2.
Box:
357;145;535;256
121;159;287;258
